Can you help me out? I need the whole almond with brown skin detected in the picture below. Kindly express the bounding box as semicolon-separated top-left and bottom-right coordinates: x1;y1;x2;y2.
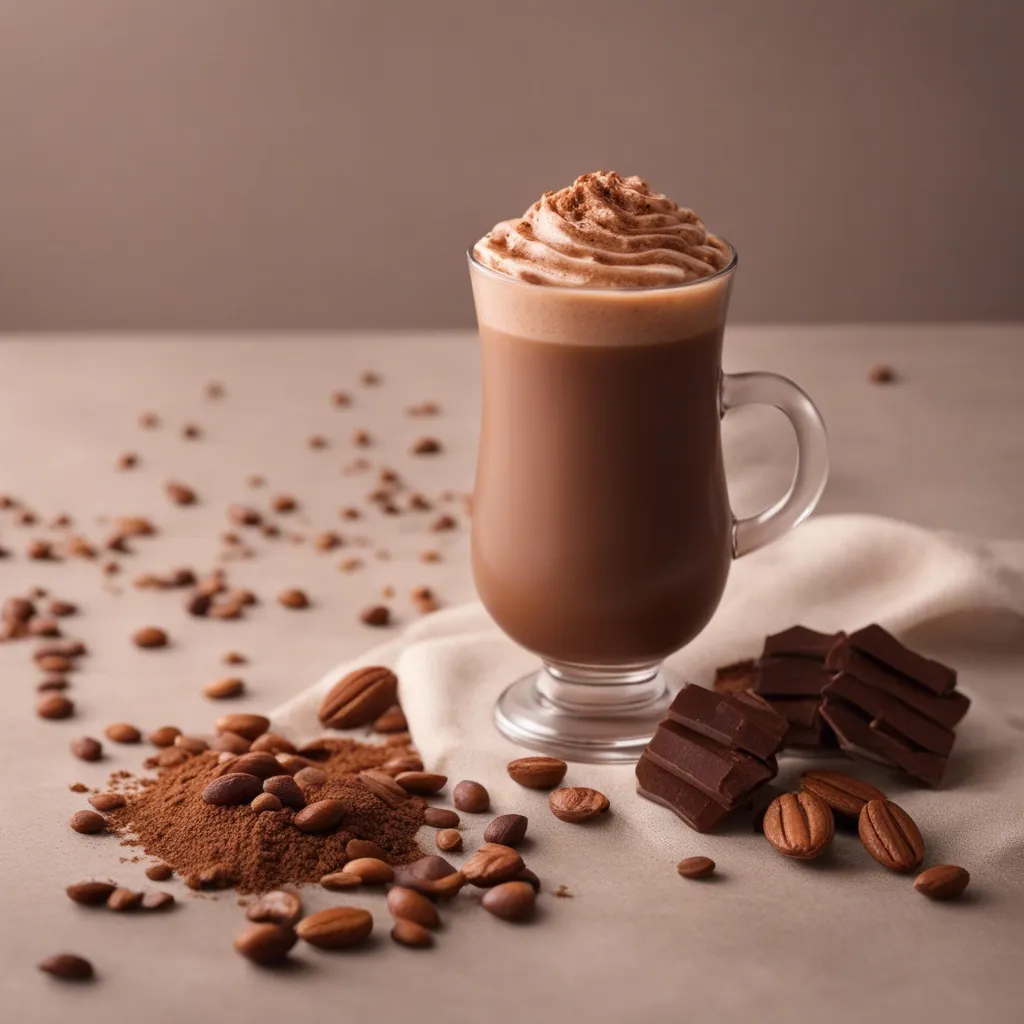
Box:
263;775;306;809
294;798;347;833
216;751;282;780
202;773;264;806
391;918;433;948
395;771;447;795
70;736;102;762
251;793;283;813
141;891;175;911
381;754;424;775
508;756;567;789
435;828;462;852
342;857;394;884
234;923;298;965
145;863;173;882
800;770;886;818
677;856;716;879
203;677;245;700
294;766;328;788
549;787;610;823
423;807;460;829
212;731;251;754
296;906;373;949
246;888;302;927
249;733;296;755
453;780;490;812
346;838;387;861
215;713;270;740
147;726;181;748
484;814;528;847
462;843;525;888
359;770;408;808
107;888;143;912
321;871;361;891
858;799;925;872
763;791;835;859
37;694;74;719
88;793;125;812
482;880;536;922
319;666;398;729
373;705;407;733
914;864;970;900
38;953;94;980
70;810;106;834
174;735;208;755
66;881;117;905
133;626;168;649
387;886;441;929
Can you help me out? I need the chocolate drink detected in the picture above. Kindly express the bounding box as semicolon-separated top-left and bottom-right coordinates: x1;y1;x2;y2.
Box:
470;185;736;668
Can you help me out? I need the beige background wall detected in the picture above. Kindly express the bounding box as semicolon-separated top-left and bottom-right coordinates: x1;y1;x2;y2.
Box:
0;0;1021;330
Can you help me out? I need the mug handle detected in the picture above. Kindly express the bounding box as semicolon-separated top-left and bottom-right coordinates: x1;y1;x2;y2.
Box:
721;371;829;558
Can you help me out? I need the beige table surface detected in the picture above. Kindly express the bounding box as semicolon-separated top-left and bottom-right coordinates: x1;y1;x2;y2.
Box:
1;328;1023;1024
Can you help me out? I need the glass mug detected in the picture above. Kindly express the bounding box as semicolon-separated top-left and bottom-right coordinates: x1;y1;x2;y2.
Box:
467;243;828;762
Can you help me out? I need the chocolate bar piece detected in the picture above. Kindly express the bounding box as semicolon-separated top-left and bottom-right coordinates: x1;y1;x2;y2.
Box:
713;659;756;693
761;625;845;661
784;722;837;749
666;683;787;761
841;623;956;695
645;720;777;809
827;645;970;729
771;698;823;728
635;754;734;833
755;658;834;698
820;698;946;786
823;673;956;756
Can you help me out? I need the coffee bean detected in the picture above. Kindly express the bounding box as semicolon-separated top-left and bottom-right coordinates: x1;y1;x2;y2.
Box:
140;891;175;911
387;886;441;929
37;654;72;674
28;616;61;636
453;780;490;812
858;799;925;872
105;722;141;743
359;770;409;808
270;493;298;513
391;918;433;948
869;363;897;384
88;793;125;812
296;907;373;949
373;705;407;733
107;888;143;912
411;437;442;455
431;513;457;532
507;756;568;790
914;864;970;901
294;798;347;833
321;871;361;891
215;713;270;740
155;747;189;767
212;731;251;754
423;807;460;829
263;775;306;809
395;771;447;795
435;829;462;853
677;856;716;879
484;814;528;847
37;677;69;692
462;843;525;888
549;787;610;823
145;864;173;882
202;773;264;806
342;839;383;862
166;481;197;506
318;666;398;730
342;858;394;884
360;604;391;627
234;923;298;965
481;880;536;922
174;734;209;755
763;791;835;860
246;888;303;927
216;751;280;780
251;793;283;813
250;733;296;755
70;810;106;834
203;676;245;700
66;881;117;905
70;736;103;762
294;766;328;788
37;694;74;720
48;599;78;618
38;953;94;981
132;626;168;649
800;771;886;818
147;726;181;748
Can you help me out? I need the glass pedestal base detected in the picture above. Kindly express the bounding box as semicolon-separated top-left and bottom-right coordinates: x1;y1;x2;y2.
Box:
493;661;673;763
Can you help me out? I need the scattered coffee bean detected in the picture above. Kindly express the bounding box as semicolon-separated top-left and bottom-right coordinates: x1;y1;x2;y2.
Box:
677;856;716;879
139;411;160;428
165;481;197;506
391;918;432;948
36;654;72;674
70;810;106;834
360;370;381;386
70;736;103;762
395;772;447;795
508;756;568;789
263;775;306;809
66;881;117;905
222;650;247;666
145;864;173;882
549;787;610;823
234;923;298;965
116;452;139;470
858;799;925;872
352;429;372;447
141;891;175;911
215;713;270;739
331;390;352;407
318;666;398;730
294;798;347;833
387;886;441;929
342;858;394;884
484;814;528;847
294;766;328;788
435;828;462;853
37;693;74;720
453;780;490;812
147;725;181;748
174;735;209;755
372;705;407;733
278;588;310;611
37;677;69;692
423;807;460;829
914;864;970;901
212;731;251;754
800;770;886;818
202;676;245;700
431;514;457;532
246;888;303;927
462;843;526;888
411;437;442;455
28;616;61;636
48;599;78;618
105;722;142;743
202;773;264;806
107;888;143;912
27;538;57;560
132;626;168;649
360;604;391;627
38;953;94;981
313;531;342;552
346;838;387;861
271;493;298;513
88;793;125;812
482;880;536;922
296;907;373;949
869;363;897;384
251;793;283;813
763;791;835;860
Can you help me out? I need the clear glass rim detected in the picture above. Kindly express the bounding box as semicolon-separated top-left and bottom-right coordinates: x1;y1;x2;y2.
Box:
466;237;737;293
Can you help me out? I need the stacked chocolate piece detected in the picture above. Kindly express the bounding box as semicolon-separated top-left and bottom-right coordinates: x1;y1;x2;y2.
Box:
636;684;788;832
715;625;844;751
820;624;969;787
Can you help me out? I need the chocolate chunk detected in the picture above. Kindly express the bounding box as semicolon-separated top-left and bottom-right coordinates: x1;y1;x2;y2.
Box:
761;625;845;660
755;658;833;697
712;659;756;693
771;698;823;728
635;755;733;833
645;720;776;809
666;683;787;761
840;624;955;695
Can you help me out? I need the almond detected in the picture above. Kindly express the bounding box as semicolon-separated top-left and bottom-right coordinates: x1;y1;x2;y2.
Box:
318;666;398;729
295;907;373;949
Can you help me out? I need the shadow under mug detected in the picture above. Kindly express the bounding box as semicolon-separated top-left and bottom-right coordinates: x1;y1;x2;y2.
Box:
467;244;828;762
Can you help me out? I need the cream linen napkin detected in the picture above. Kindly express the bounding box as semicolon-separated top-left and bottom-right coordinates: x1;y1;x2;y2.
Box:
273;513;1024;859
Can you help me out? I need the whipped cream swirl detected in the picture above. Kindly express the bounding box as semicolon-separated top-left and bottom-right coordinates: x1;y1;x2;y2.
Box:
472;171;731;288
